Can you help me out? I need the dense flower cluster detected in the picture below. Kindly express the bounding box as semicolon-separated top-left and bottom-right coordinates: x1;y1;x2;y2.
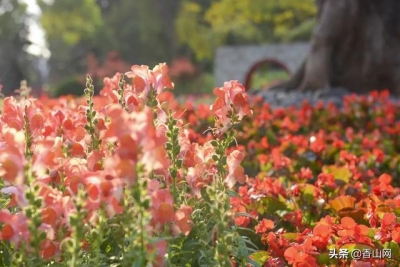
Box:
178;90;400;266
0;63;399;266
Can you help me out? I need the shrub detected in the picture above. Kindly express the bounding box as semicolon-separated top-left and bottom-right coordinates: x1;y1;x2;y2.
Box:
51;75;85;97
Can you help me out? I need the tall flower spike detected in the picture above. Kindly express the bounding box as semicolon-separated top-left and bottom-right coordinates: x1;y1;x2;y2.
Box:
210;80;252;135
84;75;102;153
117;73;127;110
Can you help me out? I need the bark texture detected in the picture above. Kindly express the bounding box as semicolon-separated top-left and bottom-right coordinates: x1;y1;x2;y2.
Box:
272;0;400;95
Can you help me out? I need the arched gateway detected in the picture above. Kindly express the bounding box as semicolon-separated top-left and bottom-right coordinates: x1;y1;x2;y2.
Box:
214;42;310;90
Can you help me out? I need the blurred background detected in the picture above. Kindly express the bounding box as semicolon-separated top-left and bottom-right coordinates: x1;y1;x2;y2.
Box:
0;0;316;97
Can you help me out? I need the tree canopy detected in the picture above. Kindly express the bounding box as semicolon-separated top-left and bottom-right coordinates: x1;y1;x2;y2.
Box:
176;0;317;60
38;0;103;46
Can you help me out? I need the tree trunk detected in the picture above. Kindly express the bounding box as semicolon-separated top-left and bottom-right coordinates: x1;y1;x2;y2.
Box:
272;0;400;95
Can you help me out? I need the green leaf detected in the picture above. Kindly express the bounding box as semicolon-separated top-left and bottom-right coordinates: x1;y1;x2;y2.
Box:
322;165;352;183
316;252;334;265
249;250;269;265
0;241;11;267
227;190;240;197
301;184;318;205
235;212;258;220
282;233;299;241
200;187;211;203
235;226;256;234
384;241;400;260
260;162;273;172
240;236;260;250
394;207;400;217
257;196;288;214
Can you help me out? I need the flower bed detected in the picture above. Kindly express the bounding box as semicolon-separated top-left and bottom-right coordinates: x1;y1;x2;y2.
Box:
0;63;399;267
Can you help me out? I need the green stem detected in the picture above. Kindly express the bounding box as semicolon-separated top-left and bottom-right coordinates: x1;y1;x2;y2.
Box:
140;207;145;254
93;206;106;267
84;75;101;153
165;110;183;208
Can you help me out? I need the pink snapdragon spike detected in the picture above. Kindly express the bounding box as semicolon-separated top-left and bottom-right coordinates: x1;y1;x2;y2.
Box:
125;63;174;101
186;163;216;198
32;137;63;177
102;104;169;177
38;184;65;228
100;72;122;103
225;150;248;188
1;185;28;207
0;209;29;245
152;189;174;224
1;97;25;130
210;80;253;129
151;63;174;95
101;72;141;112
185;140;218;197
0;140;25;185
83;172;124;218
172;205;193;236
125;65;152;96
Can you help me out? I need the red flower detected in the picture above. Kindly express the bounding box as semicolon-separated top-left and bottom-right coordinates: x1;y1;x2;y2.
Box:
249;177;287;198
271;148;291;170
298;167;313;181
375;212;397;243
258;154;269;166
263;257;286;267
255;219;274;234
260;137;269;149
392;224;400;243
312;224;331;249
283;210;304;230
366;200;379;228
315;173;336;189
265;232;290;257
40;239;57;260
337;217;372;246
284;238;318;267
372;174;395;197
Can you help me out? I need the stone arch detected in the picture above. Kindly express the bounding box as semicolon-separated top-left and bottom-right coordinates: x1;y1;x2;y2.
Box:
244;58;291;90
214;42;310;90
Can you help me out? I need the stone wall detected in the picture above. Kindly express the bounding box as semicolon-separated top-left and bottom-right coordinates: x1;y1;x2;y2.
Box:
214;42;310;87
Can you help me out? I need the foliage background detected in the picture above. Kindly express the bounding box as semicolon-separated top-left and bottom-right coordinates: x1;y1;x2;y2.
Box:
0;0;316;96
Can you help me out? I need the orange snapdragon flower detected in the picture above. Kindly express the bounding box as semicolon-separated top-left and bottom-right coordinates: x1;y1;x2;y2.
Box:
0;209;29;245
225;150;248;188
125;63;174;100
210;80;252;133
0;144;25;184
